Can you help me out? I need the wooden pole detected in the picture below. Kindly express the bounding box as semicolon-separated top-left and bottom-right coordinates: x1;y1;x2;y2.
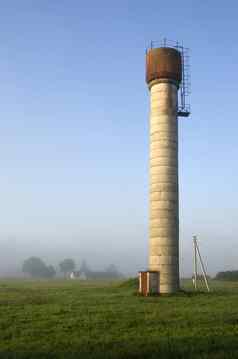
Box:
194;237;210;292
193;236;198;290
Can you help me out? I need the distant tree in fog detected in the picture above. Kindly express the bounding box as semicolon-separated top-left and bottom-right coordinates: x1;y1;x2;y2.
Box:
80;260;90;274
47;265;56;278
106;264;118;273
59;258;75;277
105;264;123;278
22;257;56;278
215;271;238;281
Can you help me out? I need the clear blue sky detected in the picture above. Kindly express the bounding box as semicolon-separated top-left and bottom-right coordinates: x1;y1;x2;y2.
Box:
0;1;237;275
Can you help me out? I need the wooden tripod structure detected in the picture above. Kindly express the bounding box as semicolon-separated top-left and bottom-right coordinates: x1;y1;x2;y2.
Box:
193;236;210;292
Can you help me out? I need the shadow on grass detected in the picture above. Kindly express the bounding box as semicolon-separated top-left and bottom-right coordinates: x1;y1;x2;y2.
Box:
1;335;238;359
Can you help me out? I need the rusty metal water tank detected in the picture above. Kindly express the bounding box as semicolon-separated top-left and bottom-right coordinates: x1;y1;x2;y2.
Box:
146;47;182;85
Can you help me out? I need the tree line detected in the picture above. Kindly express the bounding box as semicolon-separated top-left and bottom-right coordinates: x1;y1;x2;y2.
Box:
22;257;75;278
215;271;238;281
22;257;122;279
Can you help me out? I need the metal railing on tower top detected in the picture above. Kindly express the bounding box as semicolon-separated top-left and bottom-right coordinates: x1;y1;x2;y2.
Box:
146;38;191;117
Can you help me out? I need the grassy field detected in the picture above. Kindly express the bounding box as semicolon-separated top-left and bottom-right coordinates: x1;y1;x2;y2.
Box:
0;279;238;358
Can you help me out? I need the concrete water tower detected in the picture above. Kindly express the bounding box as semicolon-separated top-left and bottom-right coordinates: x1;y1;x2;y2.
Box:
140;39;190;295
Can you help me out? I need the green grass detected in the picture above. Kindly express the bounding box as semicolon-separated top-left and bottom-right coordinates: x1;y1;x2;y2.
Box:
0;279;238;358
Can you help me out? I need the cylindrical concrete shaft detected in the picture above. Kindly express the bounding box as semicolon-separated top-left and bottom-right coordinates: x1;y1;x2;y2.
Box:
149;80;179;293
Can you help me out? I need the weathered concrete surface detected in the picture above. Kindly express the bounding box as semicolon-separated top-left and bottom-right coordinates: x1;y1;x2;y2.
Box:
149;80;179;294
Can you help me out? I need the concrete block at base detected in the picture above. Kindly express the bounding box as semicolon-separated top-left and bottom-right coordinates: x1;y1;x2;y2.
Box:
160;283;179;294
138;270;179;295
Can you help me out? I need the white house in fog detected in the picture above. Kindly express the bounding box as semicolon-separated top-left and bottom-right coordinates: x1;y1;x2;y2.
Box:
69;271;86;280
